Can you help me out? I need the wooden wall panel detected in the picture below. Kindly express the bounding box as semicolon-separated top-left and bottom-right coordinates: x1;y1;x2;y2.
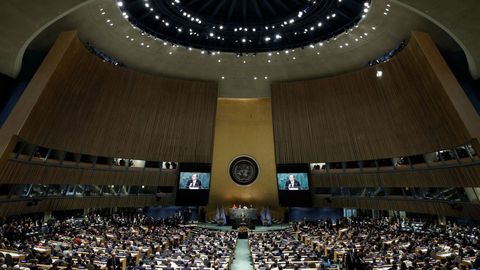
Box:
0;195;175;217
272;32;475;163
311;165;480;187
0;32;77;163
0;160;178;186
313;196;480;220
18;31;217;163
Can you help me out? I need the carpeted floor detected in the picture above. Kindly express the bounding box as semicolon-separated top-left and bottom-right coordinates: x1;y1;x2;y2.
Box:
231;239;254;270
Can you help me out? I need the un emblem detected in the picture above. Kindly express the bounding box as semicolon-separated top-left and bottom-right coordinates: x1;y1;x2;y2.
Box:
229;156;259;185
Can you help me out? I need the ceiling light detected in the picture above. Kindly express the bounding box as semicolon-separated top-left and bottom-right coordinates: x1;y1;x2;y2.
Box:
376;70;383;77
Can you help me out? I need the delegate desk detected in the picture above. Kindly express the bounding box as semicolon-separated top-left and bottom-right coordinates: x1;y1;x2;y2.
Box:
0;249;26;262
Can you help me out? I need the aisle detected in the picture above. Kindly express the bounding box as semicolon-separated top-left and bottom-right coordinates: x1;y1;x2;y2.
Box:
231;239;254;270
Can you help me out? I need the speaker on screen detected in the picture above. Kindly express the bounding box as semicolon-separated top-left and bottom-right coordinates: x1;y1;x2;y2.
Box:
175;163;211;206
277;164;312;207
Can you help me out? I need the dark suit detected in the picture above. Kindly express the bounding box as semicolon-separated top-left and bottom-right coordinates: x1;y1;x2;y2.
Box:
186;179;202;189
285;180;300;189
107;257;121;270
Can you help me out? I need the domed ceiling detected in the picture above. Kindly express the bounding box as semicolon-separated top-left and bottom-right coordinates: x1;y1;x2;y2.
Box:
1;0;474;98
118;0;369;52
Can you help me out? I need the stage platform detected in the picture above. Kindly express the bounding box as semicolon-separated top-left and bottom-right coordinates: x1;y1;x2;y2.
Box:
198;223;289;232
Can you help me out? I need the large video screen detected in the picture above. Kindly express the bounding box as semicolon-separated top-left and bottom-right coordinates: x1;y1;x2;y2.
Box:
277;173;309;191
178;172;211;190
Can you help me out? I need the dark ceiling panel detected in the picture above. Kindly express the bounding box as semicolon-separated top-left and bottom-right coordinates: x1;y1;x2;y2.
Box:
120;0;368;53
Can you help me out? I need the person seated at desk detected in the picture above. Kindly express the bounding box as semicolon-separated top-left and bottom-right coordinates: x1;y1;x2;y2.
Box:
285;174;300;190
185;174;202;189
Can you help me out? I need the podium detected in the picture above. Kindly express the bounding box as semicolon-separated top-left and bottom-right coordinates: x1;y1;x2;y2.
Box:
229;208;257;228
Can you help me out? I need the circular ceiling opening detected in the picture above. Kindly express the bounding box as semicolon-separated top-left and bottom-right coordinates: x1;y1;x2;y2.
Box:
117;0;371;53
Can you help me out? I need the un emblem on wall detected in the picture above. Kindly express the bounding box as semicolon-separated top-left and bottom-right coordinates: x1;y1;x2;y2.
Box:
229;156;259;185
